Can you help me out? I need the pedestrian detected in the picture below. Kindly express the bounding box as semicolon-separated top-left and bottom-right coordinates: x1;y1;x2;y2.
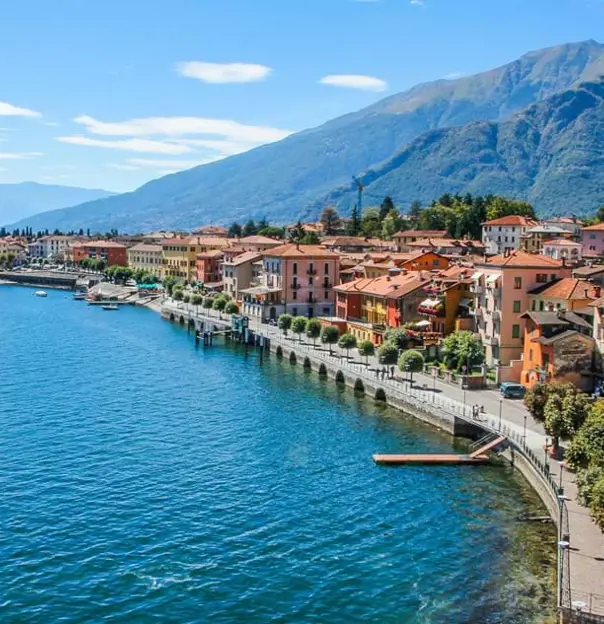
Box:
390;365;395;379
375;367;379;379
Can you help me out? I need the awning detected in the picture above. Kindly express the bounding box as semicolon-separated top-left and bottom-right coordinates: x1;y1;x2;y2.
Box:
486;274;499;285
459;298;472;307
415;320;432;328
419;298;442;307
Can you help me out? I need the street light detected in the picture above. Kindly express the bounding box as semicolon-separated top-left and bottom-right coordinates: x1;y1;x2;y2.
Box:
523;413;527;443
559;461;566;491
498;397;503;431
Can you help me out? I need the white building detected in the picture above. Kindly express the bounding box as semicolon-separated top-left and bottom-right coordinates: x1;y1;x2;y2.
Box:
543;239;583;263
543;217;583;240
127;243;163;275
481;215;537;255
40;235;81;260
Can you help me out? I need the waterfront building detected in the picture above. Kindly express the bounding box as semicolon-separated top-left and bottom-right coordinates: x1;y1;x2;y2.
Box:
334;271;430;344
481;215;537;255
127;243;163;275
527;277;600;313
241;244;340;321
472;250;571;367
222;250;262;301
0;239;27;264
35;235;83;261
581;222;604;259
542;238;583;263
519;224;572;253
393;230;448;253
27;240;44;258
196;250;223;286
161;236;231;282
519;310;596;391
73;240;127;266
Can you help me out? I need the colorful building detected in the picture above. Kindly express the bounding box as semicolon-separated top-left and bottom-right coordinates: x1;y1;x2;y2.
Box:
481;215;537;255
393;230;448;253
73;240;127;266
196;250;224;286
223;250;262;301
127;243;163;275
472;250;571;365
519;310;595;392
581;222;604;259
161;236;231;281
237;235;283;252
542;239;583;263
527;278;600;313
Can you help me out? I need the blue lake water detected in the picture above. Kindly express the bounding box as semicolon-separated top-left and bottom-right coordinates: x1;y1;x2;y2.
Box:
0;286;555;623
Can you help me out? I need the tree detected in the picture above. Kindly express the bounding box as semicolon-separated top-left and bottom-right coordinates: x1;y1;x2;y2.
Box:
338;333;357;359
566;402;604;470
183;293;191;304
441;331;484;372
202;297;214;310
381;209;401;240
321;325;340;355
258;225;284;239
213;296;227;312
229;222;243;238
384;327;412;350
163;276;178;296
398;349;424;383
319;207;341;235
288;221;306;244
225;301;239;314
278;313;293;335
540;386;589;453
172;289;184;302
191;294;203;306
346;205;362;236
291;316;308;342
306;317;322;347
358;340;375;366
379;196;395;222
242;220;257;237
301;231;320;244
378;343;399;365
361;207;381;238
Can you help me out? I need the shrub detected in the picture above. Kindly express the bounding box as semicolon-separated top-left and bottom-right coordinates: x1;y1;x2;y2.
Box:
398;349;424;382
191;294;203;306
183;294;191;304
306;318;321;346
320;325;340;354
225;301;239;314
358;340;375;365
338;333;357;356
291;316;308;342
213;296;227;311
172;289;184;302
278;314;293;334
378;343;399;365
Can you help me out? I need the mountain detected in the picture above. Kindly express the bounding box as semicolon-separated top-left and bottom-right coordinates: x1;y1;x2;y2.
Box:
326;79;604;216
12;39;604;232
1;182;115;227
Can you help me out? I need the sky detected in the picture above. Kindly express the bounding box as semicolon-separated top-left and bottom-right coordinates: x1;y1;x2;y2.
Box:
0;0;602;193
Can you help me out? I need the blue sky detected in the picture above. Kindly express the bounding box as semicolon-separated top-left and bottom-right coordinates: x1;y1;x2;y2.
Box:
0;0;602;192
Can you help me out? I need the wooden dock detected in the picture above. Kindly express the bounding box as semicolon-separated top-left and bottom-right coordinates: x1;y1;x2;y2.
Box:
373;435;506;466
373;453;489;465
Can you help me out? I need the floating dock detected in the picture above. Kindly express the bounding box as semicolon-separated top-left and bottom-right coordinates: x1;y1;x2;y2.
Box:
373;435;506;466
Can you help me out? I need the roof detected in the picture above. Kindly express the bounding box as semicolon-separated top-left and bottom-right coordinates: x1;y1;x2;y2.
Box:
574;265;604;277
481;215;537;227
196;249;224;258
523;225;569;235
582;223;604;231
543;239;582;247
547;217;583;225
230;251;261;266
263;243;340;258
533;329;593;345
528;278;599;300
81;240;127;249
191;225;228;234
483;250;565;268
128;243;162;253
519;311;570;326
238;235;282;245
334;272;429;299
321;236;381;248
393;229;448;238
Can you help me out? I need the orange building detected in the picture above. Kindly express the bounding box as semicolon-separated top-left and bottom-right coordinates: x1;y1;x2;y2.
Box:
73;240;127;266
519;310;596;392
196;250;223;286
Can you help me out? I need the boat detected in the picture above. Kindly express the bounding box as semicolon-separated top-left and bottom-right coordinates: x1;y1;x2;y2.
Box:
102;304;119;311
73;293;87;300
34;291;48;297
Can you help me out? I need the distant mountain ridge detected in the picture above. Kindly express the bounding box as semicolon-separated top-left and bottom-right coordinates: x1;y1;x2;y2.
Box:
1;182;115;227
323;79;604;215
10;39;604;232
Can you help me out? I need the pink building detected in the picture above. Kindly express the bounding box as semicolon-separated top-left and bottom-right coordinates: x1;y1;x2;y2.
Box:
582;223;604;259
241;244;340;321
472;250;571;366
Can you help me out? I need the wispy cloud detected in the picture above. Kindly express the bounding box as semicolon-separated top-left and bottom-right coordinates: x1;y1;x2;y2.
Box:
0;151;43;160
56;135;195;155
176;61;272;84
319;74;388;92
106;163;142;171
0;101;42;118
410;0;425;6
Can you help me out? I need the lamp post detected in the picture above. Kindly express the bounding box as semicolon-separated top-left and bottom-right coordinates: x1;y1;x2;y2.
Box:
557;539;570;610
498;397;503;431
462;384;467;418
559;461;566;492
523;412;527;444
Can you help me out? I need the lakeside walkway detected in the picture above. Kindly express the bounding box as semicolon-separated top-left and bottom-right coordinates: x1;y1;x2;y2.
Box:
164;301;604;617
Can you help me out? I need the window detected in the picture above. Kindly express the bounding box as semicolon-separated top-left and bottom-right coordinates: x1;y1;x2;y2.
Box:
529;349;533;362
325;290;329;299
323;307;330;315
514;277;522;289
309;262;314;273
590;245;597;251
511;237;515;243
293;291;297;300
309;277;313;286
531;300;536;311
505;236;508;242
512;325;520;339
324;263;329;274
513;301;521;313
536;274;547;283
498;227;502;232
293;262;297;275
590;234;597;240
433;260;439;266
293;307;298;316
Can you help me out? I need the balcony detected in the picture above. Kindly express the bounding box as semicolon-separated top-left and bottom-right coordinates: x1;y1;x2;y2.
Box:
484;335;499;346
492;309;501;320
322;282;333;288
470;284;483;294
308;295;316;304
290;283;301;290
307;268;317;275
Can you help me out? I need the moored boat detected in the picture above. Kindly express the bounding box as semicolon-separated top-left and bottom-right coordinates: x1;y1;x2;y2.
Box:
34;291;48;297
73;293;87;300
101;304;119;311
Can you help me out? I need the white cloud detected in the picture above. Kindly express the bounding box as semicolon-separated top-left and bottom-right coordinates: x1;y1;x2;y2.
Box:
73;114;291;144
56;135;194;154
0;101;42;118
319;74;388;92
410;0;425;5
170;138;258;157
176;61;272;84
106;163;142;171
0;151;43;160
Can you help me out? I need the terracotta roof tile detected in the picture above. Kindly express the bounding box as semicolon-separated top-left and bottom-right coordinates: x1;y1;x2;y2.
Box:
482;215;538;227
334;272;429;299
528;278;599;300
484;250;565;268
263;243;340;258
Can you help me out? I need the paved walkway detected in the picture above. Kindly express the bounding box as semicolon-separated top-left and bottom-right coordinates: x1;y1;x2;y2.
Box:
166;302;604;615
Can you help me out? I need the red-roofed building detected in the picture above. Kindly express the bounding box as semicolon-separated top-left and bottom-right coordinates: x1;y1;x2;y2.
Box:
393;230;449;253
196;249;224;285
73;240;127;266
481;215;538;255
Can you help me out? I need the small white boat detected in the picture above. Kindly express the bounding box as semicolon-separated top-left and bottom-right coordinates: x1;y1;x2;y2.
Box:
102;304;119;311
73;293;87;300
34;291;48;297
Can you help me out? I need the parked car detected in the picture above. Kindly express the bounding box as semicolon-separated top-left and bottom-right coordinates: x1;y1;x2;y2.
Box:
500;382;526;399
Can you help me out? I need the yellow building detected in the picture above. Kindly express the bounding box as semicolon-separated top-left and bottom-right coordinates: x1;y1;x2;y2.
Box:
161;237;231;281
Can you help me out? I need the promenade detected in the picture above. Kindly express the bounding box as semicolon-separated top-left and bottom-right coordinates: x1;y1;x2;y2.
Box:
163;300;604;619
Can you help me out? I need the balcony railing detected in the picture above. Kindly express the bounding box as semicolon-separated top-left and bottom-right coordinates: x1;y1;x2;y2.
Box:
308;296;316;304
322;282;332;288
290;283;301;290
493;309;501;320
307;268;317;275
